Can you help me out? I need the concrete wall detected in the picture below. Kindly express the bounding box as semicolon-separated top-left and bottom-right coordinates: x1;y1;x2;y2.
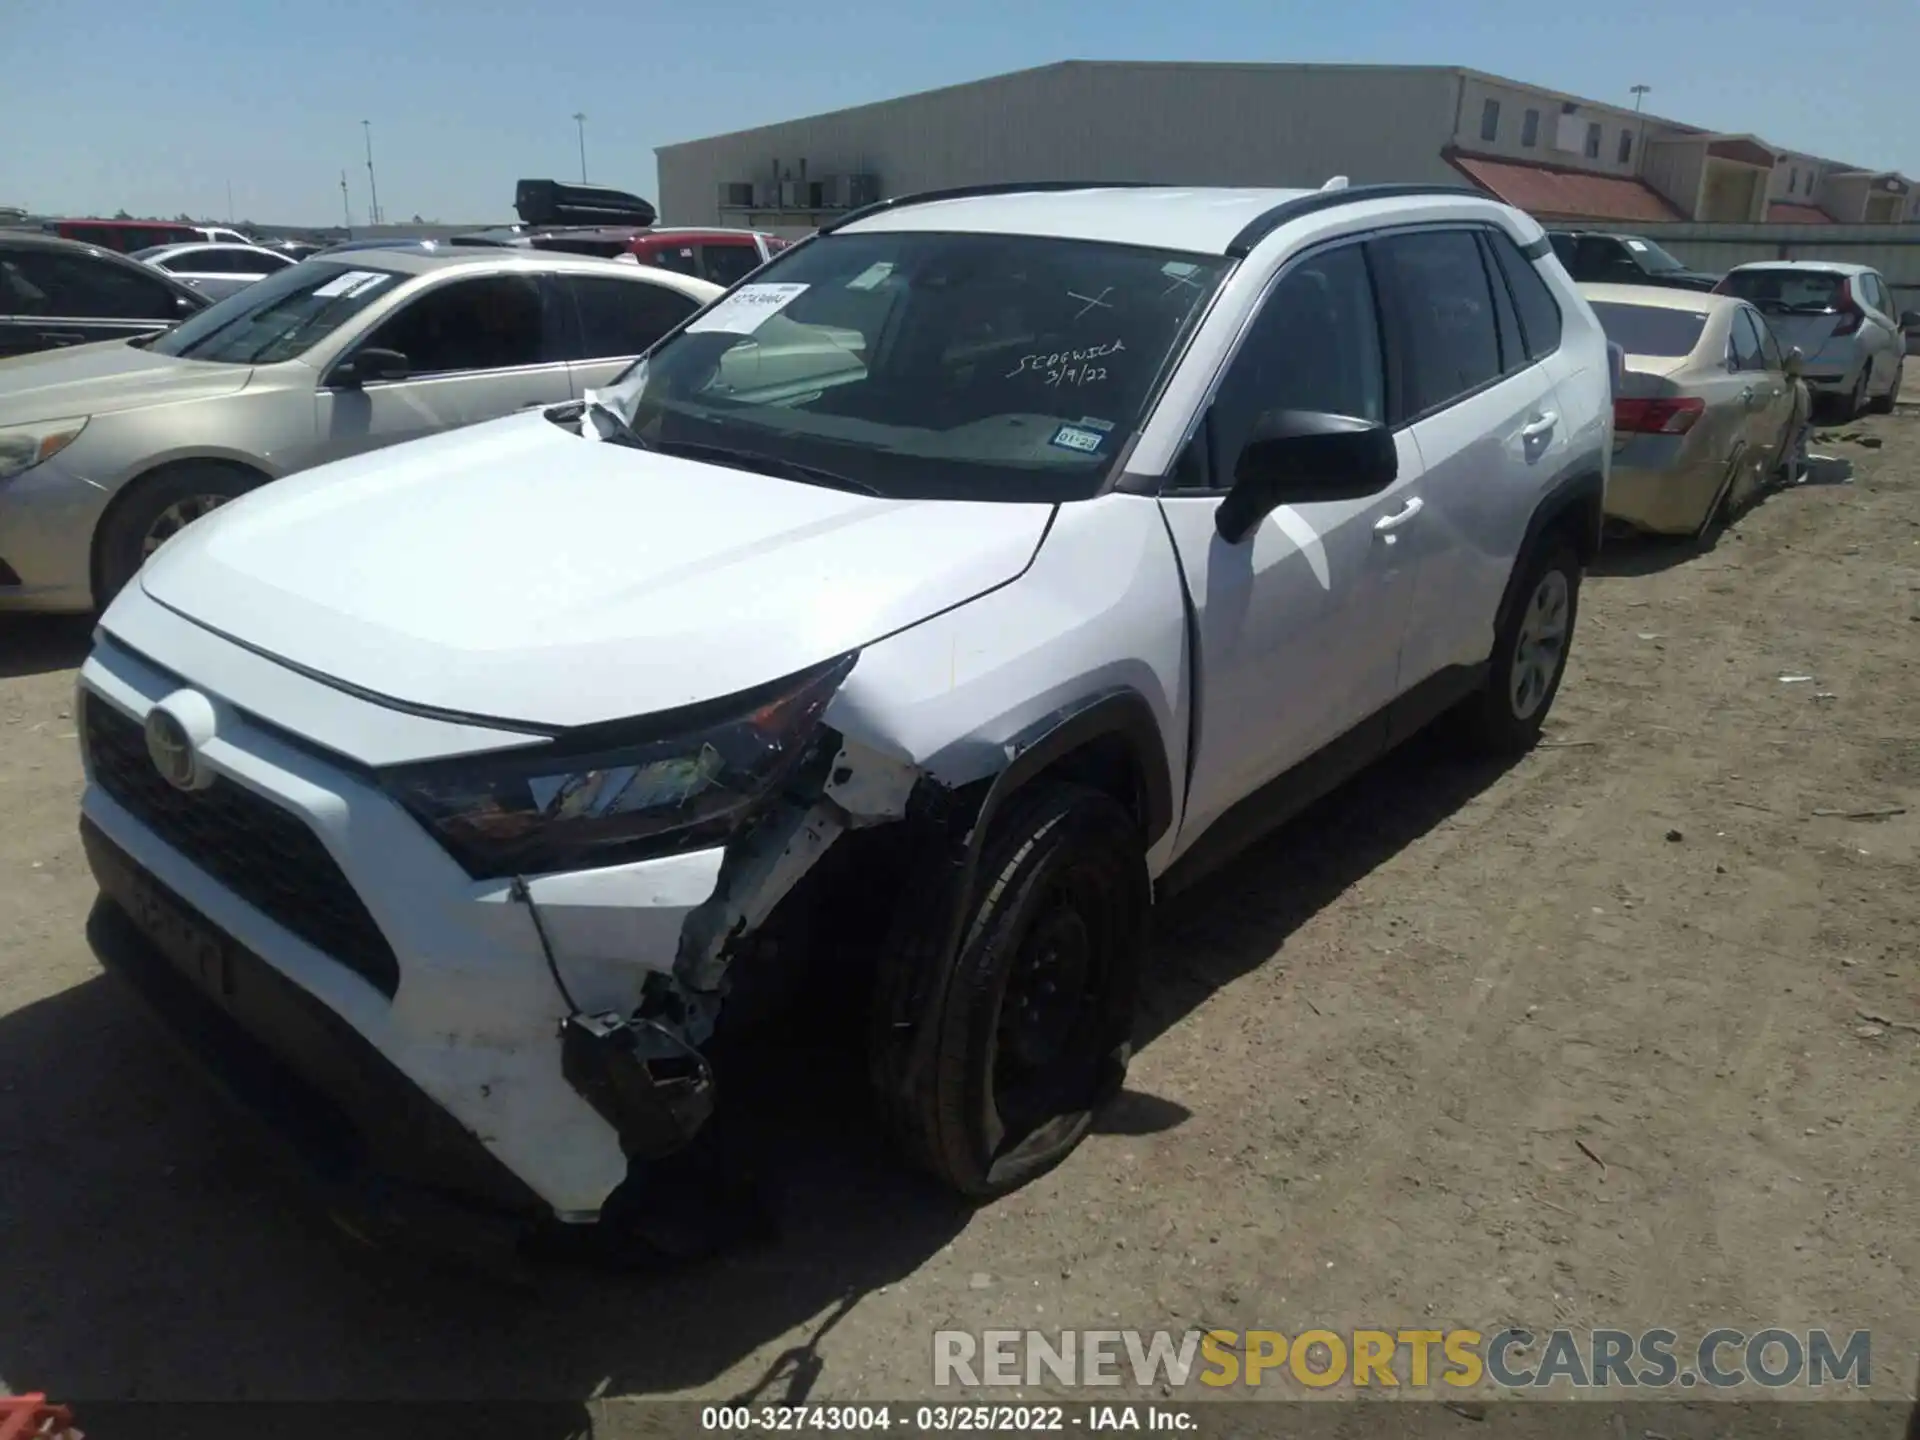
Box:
1635;222;1920;310
656;62;1463;227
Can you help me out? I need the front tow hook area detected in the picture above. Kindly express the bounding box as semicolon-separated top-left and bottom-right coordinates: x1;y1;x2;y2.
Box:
560;1011;718;1161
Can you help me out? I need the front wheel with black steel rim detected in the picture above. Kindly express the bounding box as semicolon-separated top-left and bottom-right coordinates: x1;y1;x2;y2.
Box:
871;783;1148;1198
1869;359;1902;414
1445;541;1581;757
95;462;261;608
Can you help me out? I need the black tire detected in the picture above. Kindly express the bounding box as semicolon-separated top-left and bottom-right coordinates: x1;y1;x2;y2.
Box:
870;783;1148;1198
1843;366;1871;421
95;462;262;608
1869;360;1901;415
1446;540;1581;757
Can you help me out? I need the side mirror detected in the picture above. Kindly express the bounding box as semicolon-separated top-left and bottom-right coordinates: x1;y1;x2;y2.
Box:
1215;410;1398;544
1784;346;1805;378
330;346;410;389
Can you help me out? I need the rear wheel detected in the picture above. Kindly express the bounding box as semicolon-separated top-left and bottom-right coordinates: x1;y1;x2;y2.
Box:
1869;359;1902;414
1446;541;1581;757
871;784;1147;1198
95;463;261;608
1843;366;1871;421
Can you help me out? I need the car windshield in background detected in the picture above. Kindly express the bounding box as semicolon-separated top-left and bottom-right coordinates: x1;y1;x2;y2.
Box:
1717;268;1847;313
146;261;403;364
1622;237;1689;274
601;230;1231;503
1588;302;1708;359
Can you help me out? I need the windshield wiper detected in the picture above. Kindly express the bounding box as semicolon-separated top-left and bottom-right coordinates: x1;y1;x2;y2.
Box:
652;439;881;496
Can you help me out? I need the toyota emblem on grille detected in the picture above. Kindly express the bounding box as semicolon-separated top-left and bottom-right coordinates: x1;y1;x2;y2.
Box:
145;707;198;791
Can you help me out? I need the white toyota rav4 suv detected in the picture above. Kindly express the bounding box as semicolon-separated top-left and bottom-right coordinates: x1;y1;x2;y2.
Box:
76;181;1611;1263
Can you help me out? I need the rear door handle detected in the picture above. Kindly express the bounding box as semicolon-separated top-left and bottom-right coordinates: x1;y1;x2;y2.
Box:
1520;412;1558;440
1373;496;1425;534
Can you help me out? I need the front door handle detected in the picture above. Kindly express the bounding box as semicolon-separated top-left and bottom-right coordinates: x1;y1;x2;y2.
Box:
1520;411;1558;440
1373;496;1425;535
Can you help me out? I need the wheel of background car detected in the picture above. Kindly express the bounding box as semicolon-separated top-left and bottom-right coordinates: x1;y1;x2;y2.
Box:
1870;360;1902;415
869;782;1147;1198
1445;540;1581;756
1845;367;1871;421
94;461;264;608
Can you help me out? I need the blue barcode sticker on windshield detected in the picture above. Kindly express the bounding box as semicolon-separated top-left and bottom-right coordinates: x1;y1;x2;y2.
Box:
1050;424;1106;455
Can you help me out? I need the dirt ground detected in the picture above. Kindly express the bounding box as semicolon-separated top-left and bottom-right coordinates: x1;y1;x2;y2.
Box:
2;415;1917;1430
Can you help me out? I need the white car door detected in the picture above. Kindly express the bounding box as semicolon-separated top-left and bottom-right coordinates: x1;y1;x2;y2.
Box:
314;271;575;462
1367;226;1569;698
554;273;706;393
1158;238;1425;851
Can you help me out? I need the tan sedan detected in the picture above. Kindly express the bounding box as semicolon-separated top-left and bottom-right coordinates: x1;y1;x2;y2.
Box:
1582;283;1810;539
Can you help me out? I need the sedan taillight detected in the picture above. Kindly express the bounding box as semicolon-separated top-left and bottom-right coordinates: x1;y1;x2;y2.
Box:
1614;396;1705;434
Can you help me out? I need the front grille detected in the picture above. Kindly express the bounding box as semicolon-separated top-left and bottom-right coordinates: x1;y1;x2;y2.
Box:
84;695;401;998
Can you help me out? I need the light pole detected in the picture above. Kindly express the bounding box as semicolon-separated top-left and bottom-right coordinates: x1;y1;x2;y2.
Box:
362;120;382;226
1630;84;1651;164
340;170;352;232
573;112;588;183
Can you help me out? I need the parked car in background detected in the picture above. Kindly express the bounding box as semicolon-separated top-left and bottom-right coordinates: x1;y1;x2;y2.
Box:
1548;231;1720;292
0;251;722;612
1582;282;1807;539
1713;261;1911;418
262;238;326;262
69;182;1613;1256
131;242;298;301
51;219;254;252
615;228;790;286
0;232;208;359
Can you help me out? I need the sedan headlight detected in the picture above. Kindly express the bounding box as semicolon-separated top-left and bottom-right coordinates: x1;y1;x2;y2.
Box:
0;417;89;482
383;654;856;879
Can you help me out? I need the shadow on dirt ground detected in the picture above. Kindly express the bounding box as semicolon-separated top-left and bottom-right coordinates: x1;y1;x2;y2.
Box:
0;614;93;681
0;730;1512;1411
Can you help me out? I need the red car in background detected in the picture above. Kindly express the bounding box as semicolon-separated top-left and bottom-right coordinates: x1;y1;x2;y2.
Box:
617;228;790;286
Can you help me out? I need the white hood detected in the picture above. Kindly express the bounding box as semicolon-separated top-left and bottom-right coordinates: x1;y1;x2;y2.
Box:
129;411;1055;728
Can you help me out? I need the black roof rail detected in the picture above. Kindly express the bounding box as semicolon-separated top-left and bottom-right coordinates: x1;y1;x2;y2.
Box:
821;180;1170;235
1224;183;1487;258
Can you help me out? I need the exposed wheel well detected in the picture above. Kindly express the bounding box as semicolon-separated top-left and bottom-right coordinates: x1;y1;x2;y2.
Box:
1023;732;1151;837
90;457;270;602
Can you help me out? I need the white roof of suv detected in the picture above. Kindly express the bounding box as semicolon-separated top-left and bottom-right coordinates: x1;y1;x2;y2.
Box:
839;186;1320;253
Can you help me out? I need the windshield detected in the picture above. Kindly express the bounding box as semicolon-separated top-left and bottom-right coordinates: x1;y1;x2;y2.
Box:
596;230;1230;502
1621;237;1689;274
1716;268;1847;313
1588;302;1708;358
146;260;404;364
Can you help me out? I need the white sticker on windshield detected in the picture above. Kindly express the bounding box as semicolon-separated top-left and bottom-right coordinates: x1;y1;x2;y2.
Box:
313;269;390;298
1624;240;1649;253
1050;424;1106;454
847;262;894;292
686;283;810;335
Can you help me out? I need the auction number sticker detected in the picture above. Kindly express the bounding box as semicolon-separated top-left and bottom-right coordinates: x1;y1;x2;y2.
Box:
687;283;810;336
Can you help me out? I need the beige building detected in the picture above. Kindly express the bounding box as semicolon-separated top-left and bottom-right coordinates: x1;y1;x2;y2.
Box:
655;61;1911;234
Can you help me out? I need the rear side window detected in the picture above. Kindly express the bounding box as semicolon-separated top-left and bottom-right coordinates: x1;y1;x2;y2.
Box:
1728;308;1767;371
1486;231;1563;359
563;275;701;360
642;243;702;277
1587;301;1706;358
1369;229;1502;418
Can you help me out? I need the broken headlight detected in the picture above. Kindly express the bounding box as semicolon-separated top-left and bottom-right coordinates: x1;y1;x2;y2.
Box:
383;654;855;879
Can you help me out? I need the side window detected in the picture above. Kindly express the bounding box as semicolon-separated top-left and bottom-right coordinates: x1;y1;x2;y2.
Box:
1729;308;1766;371
1584;122;1602;159
10;252;179;319
1865;274;1891;315
564;276;700;360
359;274;555;375
1178;242;1384;491
1368;229;1503;419
178;249;234;273
1479;99;1500;143
1521;109;1541;148
645;244;702;277
1486;230;1563;359
1752;310;1784;370
1475;232;1526;375
701;242;763;288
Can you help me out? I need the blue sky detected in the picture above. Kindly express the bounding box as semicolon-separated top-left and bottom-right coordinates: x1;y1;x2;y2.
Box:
6;0;1914;226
